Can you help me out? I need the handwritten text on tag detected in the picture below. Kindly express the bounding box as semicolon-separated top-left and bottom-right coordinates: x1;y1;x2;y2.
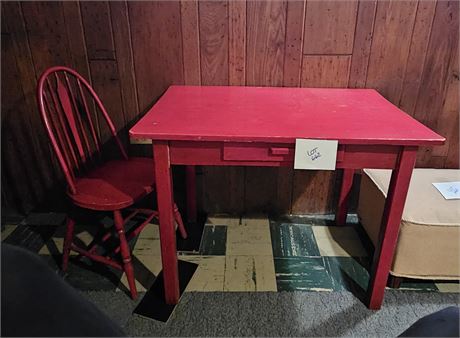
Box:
294;139;338;170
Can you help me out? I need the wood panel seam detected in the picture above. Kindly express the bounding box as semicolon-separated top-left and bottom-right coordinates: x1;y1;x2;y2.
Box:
397;0;421;105
410;2;438;120
364;1;379;88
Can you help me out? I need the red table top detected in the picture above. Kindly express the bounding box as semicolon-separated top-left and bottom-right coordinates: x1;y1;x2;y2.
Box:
129;86;445;146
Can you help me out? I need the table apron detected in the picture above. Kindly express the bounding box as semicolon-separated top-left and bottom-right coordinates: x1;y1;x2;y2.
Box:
167;141;401;169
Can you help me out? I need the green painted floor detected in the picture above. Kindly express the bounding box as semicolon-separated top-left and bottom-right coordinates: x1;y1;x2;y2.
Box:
1;213;458;294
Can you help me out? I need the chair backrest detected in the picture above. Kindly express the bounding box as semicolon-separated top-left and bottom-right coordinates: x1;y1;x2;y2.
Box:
37;66;128;194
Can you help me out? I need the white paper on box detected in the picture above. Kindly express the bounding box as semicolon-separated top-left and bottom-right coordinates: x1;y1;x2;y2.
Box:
432;182;460;200
294;139;338;170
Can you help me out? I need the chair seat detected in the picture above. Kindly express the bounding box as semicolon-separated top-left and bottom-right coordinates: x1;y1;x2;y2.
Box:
69;158;155;210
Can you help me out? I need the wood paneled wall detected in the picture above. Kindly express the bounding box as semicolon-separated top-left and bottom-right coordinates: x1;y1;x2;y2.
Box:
2;1;459;215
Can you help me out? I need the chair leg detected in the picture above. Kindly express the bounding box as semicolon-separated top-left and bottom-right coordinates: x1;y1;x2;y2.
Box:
174;204;187;239
114;210;137;300
62;216;75;272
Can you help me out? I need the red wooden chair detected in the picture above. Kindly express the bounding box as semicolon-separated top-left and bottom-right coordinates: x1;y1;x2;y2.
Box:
36;66;187;299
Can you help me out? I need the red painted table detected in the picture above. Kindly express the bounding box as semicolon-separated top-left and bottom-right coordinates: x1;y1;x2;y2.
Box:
130;85;444;309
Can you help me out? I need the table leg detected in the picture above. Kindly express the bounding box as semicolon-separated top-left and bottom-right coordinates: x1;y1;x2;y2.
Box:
153;141;180;304
366;146;417;309
335;168;354;226
185;165;197;222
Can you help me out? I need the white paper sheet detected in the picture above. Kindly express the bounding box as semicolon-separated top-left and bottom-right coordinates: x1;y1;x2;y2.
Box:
294;139;338;170
432;182;460;200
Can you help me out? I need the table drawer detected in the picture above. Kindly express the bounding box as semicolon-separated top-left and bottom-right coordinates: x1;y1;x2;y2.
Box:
223;143;294;162
169;141;399;168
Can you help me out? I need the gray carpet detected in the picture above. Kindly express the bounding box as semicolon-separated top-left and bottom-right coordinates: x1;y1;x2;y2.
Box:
82;290;459;337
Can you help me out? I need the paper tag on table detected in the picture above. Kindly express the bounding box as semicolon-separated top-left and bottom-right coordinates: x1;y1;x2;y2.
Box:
432;182;460;200
294;139;338;170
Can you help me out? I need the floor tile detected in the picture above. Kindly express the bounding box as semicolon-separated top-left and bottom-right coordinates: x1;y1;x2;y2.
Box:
323;256;370;292
312;226;367;257
399;280;438;292
270;223;320;257
241;214;270;227
74;230;96;245
226;224;273;256
1;225;17;241
224;255;277;292
177;219;205;253
199;226;227;255
137;222;159;240
39;238;65;255
435;282;460;293
118;254;163;293
271;214;336;226
180;256;225;292
3;225;58;253
274;257;334;292
206;214;240;227
7;211;452;297
132;223;162;256
39;230;94;255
